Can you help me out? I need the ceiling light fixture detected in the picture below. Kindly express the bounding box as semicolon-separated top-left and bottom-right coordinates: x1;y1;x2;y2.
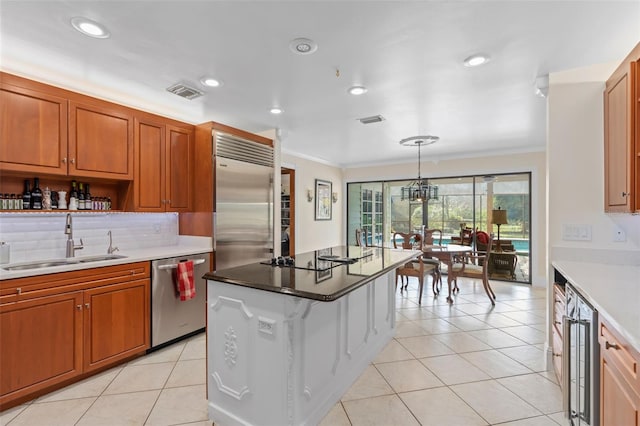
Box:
463;54;490;67
270;107;283;114
348;86;368;95
289;38;318;55
200;77;222;88
70;17;110;39
399;136;440;202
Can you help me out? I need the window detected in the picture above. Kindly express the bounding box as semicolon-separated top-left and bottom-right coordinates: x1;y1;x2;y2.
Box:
347;173;531;283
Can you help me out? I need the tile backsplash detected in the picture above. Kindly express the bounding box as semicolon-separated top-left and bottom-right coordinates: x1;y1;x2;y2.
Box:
0;212;178;263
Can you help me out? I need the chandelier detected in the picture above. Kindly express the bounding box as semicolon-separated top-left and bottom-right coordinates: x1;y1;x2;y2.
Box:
399;135;439;202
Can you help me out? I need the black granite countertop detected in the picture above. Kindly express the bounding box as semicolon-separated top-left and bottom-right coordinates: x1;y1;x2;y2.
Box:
204;246;419;301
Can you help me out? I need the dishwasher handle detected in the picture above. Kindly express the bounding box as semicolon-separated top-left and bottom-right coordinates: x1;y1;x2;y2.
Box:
157;258;206;270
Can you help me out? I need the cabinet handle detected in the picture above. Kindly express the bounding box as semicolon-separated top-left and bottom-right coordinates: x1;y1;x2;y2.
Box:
62;157;67;164
77;305;82;310
16;288;21;295
167;199;171;204
554;298;561;304
605;341;620;350
622;192;628;197
552;352;562;358
554;320;561;325
85;303;90;309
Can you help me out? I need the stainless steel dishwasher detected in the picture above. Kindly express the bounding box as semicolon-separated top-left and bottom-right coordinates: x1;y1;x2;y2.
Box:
151;253;210;349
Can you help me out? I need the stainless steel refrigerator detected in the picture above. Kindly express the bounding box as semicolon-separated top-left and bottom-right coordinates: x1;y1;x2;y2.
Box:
214;132;274;271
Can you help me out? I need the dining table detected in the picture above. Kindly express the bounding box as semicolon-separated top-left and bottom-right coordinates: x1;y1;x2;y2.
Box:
421;244;473;303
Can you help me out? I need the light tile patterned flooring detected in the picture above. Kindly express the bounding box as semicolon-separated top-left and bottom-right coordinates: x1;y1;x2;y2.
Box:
1;276;563;426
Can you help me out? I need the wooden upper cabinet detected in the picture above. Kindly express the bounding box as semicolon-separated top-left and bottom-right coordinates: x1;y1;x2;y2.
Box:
133;117;193;212
134;117;166;211
0;83;68;175
69;101;134;180
604;42;640;213
166;124;193;212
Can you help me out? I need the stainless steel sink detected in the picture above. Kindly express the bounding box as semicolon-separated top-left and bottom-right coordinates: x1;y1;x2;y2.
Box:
2;254;128;271
3;260;77;271
76;254;128;263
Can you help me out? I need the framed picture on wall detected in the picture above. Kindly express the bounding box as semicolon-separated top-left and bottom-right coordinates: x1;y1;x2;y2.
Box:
315;179;332;221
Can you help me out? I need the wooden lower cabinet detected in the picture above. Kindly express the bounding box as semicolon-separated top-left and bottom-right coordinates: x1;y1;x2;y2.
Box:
599;317;640;426
83;279;150;372
0;292;83;403
0;263;150;410
551;283;565;383
601;355;640;426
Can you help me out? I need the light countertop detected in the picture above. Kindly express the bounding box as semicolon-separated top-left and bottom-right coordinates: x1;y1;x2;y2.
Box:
552;260;640;353
0;236;212;280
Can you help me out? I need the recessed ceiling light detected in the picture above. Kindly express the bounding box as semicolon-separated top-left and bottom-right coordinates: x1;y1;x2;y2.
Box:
348;86;368;95
289;38;318;55
463;54;490;67
270;107;283;114
200;77;222;87
70;17;110;39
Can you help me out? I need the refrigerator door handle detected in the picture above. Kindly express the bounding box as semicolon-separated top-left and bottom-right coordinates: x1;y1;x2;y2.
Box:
213;212;217;252
563;315;573;421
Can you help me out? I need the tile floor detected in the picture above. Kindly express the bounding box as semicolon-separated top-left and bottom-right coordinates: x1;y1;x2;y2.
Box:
1;276;563;426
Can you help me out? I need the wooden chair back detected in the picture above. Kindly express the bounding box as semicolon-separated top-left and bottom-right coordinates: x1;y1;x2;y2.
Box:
355;228;368;247
423;229;443;246
392;232;421;250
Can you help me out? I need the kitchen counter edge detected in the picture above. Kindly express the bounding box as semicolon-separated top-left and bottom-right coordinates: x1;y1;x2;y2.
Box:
0;236;213;280
552;260;640;353
205;249;418;302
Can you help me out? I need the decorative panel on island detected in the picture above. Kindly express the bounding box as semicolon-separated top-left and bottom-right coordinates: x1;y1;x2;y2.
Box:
205;246;417;425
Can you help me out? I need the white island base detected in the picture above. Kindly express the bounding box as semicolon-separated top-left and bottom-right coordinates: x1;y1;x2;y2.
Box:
206;271;396;426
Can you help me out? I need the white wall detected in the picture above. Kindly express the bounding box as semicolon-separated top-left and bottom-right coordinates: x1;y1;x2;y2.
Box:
281;153;344;254
548;63;640;267
343;151;548;286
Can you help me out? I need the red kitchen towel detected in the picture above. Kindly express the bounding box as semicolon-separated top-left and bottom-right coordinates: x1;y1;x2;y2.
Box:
176;260;195;301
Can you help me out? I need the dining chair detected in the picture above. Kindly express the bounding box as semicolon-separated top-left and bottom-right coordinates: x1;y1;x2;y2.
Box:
449;235;496;305
355;228;368;247
421;228;444;293
392;232;437;304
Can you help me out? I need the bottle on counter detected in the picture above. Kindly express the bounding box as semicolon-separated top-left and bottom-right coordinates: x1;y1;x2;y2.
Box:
10;194;18;210
85;184;91;210
51;190;59;209
78;182;85;210
30;178;43;210
0;194;7;210
22;179;31;210
69;180;78;210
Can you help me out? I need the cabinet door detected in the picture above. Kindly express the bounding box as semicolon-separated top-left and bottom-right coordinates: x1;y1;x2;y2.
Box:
166;125;193;212
83;279;150;372
0;83;68;175
69;101;133;180
0;292;83;405
604;64;634;212
601;355;640;426
134;118;166;211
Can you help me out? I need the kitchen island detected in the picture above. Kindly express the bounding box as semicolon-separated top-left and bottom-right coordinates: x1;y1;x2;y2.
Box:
204;245;418;426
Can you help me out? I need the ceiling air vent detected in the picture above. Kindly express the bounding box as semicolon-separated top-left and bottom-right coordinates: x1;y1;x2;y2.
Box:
358;115;385;124
166;82;203;100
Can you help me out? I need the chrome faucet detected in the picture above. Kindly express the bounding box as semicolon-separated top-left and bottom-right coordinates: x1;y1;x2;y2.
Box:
65;213;83;258
107;230;119;254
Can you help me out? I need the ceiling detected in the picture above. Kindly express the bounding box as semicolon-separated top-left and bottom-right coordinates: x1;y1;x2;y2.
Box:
2;1;639;168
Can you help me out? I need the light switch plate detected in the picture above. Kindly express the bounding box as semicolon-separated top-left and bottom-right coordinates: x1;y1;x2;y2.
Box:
562;224;592;241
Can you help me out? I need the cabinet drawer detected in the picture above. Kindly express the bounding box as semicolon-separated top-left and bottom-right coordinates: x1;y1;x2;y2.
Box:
0;262;150;302
599;318;639;392
552;323;563;382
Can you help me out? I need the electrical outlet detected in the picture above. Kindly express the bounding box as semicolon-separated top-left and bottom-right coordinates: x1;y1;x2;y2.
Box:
613;226;626;242
153;223;162;233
